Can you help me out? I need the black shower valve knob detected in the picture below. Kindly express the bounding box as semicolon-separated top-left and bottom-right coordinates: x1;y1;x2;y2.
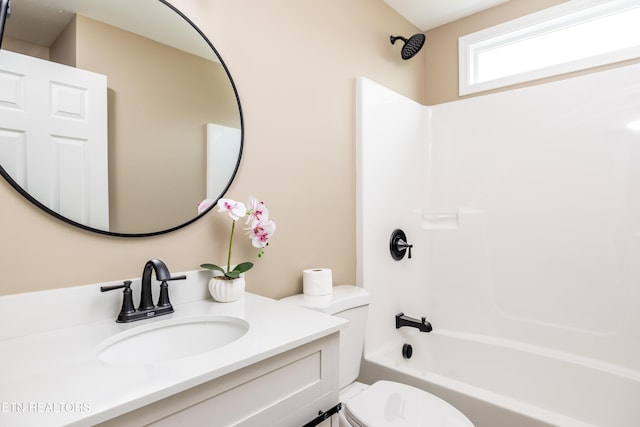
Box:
390;228;413;260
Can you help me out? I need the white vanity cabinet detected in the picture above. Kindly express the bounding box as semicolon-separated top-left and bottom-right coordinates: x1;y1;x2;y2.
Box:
0;278;346;427
96;333;340;427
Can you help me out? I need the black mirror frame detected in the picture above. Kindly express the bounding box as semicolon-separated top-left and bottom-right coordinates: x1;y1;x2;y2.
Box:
0;0;243;237
0;0;9;49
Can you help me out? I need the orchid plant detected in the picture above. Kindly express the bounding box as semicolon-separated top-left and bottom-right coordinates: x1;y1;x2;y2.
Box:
199;196;276;280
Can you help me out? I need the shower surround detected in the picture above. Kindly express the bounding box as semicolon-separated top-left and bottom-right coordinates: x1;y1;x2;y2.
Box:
355;64;640;427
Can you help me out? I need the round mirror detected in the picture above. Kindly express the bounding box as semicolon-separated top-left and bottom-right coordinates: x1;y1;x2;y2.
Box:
0;0;242;236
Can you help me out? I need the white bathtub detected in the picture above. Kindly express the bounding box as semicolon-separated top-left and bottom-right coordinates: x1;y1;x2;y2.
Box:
359;330;640;427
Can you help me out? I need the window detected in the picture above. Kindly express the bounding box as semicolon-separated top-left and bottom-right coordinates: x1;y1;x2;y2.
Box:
459;0;640;95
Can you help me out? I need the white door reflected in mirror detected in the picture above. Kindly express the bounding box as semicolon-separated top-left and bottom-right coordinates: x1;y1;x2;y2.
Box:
0;50;109;230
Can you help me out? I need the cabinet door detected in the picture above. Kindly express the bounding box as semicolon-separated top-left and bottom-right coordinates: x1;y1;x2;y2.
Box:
96;333;340;427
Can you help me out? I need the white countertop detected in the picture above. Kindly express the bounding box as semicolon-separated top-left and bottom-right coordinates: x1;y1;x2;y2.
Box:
0;272;346;426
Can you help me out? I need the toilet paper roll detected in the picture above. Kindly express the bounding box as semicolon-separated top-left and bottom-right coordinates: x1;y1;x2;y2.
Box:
303;268;333;296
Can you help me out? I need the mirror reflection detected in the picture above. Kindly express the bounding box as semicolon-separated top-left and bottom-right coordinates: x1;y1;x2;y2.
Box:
0;0;242;236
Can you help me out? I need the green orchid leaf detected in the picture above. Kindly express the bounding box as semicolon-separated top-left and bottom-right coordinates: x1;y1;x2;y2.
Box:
232;262;254;274
225;270;241;279
200;263;225;273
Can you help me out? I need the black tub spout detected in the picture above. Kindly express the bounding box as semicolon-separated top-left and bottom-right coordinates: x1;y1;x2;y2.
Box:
395;312;432;332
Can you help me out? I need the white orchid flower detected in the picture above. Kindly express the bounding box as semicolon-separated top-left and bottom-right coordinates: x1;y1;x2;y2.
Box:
247;218;276;248
218;198;247;221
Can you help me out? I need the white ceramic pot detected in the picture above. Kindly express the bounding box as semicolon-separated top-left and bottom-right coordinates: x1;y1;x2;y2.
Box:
208;277;245;302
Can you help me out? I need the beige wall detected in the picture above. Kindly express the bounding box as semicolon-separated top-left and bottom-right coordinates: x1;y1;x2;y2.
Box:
0;0;422;298
50;15;76;66
3;36;49;59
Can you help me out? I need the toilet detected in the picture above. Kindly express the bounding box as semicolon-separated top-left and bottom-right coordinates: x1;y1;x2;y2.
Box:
281;285;474;427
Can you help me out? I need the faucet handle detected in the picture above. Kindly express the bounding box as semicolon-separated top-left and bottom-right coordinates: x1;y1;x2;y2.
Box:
101;281;136;322
397;239;413;259
155;274;185;309
155;275;184;308
390;229;413;260
100;280;132;292
157;281;171;308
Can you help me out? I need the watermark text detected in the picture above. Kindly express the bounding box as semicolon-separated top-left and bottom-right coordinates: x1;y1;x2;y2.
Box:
1;401;90;413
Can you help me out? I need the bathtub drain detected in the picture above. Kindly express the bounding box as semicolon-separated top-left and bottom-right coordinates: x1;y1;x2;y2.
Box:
402;343;413;359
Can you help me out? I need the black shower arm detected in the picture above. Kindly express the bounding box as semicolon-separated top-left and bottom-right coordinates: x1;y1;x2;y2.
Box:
390;35;408;44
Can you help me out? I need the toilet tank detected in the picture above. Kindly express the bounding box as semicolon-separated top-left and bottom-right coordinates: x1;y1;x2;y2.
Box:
280;285;371;389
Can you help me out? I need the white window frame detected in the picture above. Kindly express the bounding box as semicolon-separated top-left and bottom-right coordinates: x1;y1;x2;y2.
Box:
458;0;640;96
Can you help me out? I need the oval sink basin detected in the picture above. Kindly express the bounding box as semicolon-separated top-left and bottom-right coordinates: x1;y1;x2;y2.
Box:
97;316;249;364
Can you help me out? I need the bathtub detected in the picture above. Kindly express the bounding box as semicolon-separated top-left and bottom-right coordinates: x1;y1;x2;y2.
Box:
358;330;640;427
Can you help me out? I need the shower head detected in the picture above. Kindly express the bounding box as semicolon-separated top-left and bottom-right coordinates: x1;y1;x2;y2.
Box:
390;33;426;60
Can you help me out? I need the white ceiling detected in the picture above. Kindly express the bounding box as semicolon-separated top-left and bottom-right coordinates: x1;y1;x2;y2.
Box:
384;0;511;31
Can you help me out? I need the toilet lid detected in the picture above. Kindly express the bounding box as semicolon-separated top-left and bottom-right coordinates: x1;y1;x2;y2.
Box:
345;381;474;427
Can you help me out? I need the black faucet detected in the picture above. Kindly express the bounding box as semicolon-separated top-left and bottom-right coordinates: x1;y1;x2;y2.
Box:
139;259;171;311
101;259;186;323
396;312;432;332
